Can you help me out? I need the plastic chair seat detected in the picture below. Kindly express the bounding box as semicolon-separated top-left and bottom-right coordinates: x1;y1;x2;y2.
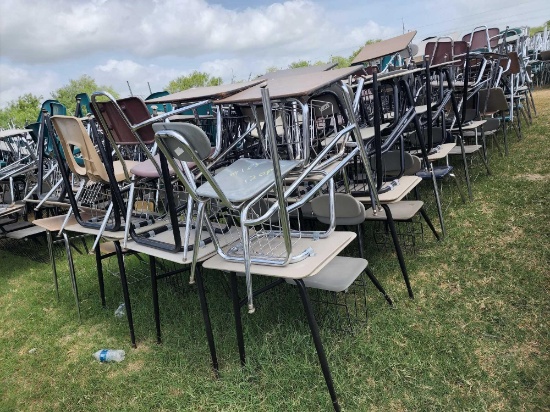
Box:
285;256;367;292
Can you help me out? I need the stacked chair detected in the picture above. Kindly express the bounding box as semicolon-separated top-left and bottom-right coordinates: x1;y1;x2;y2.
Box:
0;22;537;411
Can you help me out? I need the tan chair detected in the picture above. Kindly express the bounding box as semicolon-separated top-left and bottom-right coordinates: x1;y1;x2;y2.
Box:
52;115;135;183
51;115;138;232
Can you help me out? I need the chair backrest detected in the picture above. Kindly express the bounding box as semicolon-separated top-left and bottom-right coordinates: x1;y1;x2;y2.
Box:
153;122;212;163
479;88;509;113
311;193;365;226
91;96;156;145
463;27;499;52
51;115;110;182
425;41;453;65
75;93;92;117
145;91;174;115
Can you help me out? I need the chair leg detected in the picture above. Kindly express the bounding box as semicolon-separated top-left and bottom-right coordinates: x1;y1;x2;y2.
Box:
150;255;161;344
501;114;509;156
95;244;106;308
365;266;393;306
419;207;440;241
456;134;473;201
381;204;414;299
477;149;492;176
63;232;80;322
357;224;365;259
46;230;59;301
229;272;246;366
528;87;537;116
450;173;467;204
430;167;446;239
114;241;136;348
195;266;220;377
294;279;341;412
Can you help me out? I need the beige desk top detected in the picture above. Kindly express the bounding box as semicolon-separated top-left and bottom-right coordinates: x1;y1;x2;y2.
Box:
146;79;265;104
123;225;241;265
410;142;456;161
203;231;356;279
353;175;422;204
33;214;79;232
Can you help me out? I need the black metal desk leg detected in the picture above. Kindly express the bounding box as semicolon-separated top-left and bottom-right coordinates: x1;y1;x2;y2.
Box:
114;241;136;348
229;272;246;366
294;279;341;412
381;204;414;299
63;232;80;322
95;244;106;308
149;256;161;344
195;266;219;377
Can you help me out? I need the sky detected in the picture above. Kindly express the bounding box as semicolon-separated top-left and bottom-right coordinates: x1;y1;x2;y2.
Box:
1;0;548;108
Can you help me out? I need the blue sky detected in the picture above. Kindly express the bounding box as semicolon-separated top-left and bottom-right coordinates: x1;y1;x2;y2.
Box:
1;0;548;108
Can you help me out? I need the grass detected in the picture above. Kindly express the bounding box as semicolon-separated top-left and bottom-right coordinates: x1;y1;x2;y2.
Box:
1;89;549;411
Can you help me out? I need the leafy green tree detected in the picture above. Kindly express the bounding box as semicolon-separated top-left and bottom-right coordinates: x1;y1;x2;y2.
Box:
529;20;550;36
288;60;311;69
165;71;222;93
0;93;42;129
51;74;119;115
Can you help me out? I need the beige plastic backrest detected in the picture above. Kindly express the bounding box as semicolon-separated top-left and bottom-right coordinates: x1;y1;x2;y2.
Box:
51;115;110;183
311;193;365;225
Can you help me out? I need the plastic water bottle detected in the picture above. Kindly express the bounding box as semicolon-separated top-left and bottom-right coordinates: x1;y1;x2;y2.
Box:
93;349;125;363
114;303;125;318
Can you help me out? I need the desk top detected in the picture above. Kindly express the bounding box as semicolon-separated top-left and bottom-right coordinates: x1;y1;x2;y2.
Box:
256;63;337;80
409;142;456;161
353;175;422;204
0;129;31;139
146;79;265;104
33;214;78;232
215;66;364;104
203;231;356;279
351;31;417;65
124;225;241;264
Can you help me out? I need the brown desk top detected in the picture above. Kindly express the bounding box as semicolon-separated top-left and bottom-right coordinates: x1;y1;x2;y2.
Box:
256;62;337;80
215;66;364;104
146;79;265;104
351;31;417;65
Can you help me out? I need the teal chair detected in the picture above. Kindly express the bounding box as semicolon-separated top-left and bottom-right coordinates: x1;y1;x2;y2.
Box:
75;93;92;117
145;91;173;114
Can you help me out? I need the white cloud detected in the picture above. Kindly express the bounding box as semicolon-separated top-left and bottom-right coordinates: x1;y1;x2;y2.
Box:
0;0;388;64
92;59;187;98
0;64;60;108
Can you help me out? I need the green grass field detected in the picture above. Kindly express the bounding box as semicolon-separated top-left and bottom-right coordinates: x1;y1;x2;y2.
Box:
1;89;548;411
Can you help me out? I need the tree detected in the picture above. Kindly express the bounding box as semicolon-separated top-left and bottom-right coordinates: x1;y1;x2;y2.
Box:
51;74;119;115
165;71;222;93
529;20;550;36
287;60;326;69
0;93;42;129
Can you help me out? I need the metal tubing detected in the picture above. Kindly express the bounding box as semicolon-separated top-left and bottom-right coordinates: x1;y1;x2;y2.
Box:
381;204;414;299
114;241;136;347
194;266;220;377
229;272;246;366
150;256;161;344
294;279;340;412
